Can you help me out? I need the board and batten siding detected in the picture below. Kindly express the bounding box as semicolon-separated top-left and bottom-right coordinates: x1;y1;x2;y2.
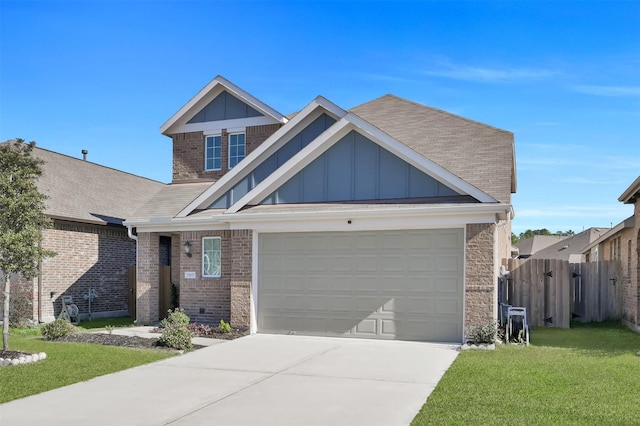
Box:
261;130;459;204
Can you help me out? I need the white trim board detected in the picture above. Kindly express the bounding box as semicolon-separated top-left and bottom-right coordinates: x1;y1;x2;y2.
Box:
226;113;496;214
161;75;288;135
176;97;347;217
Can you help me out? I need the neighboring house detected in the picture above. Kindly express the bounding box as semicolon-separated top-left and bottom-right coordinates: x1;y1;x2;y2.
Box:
583;216;635;264
514;235;568;259
617;176;640;331
528;228;608;263
125;76;517;343
2;143;164;323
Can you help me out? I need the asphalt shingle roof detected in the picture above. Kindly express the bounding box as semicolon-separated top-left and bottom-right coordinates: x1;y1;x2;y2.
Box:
350;95;515;203
127;182;213;222
529;228;609;262
32;147;165;225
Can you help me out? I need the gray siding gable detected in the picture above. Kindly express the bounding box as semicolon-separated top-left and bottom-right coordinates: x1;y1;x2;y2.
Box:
188;90;263;123
209;113;336;209
260;130;460;205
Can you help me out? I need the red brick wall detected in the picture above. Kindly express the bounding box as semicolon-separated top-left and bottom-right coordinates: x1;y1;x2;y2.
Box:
38;221;135;322
178;230;232;324
137;232;159;324
465;223;497;337
171;124;282;182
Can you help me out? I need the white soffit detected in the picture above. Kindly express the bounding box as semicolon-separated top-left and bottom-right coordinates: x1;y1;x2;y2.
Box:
175;96;347;217
160;75;288;135
226;113;497;214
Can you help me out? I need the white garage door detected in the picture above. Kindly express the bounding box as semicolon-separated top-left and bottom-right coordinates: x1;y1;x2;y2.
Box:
257;229;464;342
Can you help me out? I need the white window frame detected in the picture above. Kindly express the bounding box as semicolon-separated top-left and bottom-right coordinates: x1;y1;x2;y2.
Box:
205;135;222;171
228;132;246;169
202;237;222;278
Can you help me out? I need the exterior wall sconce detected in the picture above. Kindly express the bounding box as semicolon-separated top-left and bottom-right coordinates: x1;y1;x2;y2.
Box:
183;241;192;257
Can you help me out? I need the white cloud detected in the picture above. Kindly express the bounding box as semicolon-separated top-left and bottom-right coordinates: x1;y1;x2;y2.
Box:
422;63;558;83
574;85;640;97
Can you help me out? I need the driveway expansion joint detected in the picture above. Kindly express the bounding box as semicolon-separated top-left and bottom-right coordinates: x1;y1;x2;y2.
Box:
163;344;341;425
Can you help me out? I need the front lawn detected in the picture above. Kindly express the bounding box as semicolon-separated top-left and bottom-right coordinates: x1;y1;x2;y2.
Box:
412;322;640;425
0;329;173;403
75;316;136;330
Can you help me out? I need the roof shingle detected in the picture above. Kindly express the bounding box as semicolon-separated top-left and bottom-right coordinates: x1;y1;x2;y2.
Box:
32;147;165;225
350;94;515;203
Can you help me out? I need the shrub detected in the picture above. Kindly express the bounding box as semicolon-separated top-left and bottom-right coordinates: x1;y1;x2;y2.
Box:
41;319;77;340
160;308;190;328
468;322;498;344
0;276;35;326
105;325;114;334
187;323;217;337
218;319;231;334
158;325;193;351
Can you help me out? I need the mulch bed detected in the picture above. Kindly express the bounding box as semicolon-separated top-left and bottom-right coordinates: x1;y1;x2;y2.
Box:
0;350;32;360
1;326;248;358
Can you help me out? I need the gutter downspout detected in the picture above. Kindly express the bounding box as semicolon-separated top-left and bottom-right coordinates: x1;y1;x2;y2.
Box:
37;240;43;323
127;226;138;321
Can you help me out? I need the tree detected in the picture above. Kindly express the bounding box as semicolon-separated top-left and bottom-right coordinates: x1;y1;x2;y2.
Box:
0;139;54;351
516;228;576;242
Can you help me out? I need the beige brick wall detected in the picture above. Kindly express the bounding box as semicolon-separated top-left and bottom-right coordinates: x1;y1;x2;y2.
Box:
230;229;252;329
465;223;497;337
628;200;640;328
37;221;135;322
171;124;282;182
136;232;160;324
617;227;636;325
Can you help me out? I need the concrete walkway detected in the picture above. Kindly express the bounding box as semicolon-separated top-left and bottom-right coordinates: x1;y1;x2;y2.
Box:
0;334;459;426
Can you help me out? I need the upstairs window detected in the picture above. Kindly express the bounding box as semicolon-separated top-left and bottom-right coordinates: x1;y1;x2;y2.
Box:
228;133;246;169
205;135;222;171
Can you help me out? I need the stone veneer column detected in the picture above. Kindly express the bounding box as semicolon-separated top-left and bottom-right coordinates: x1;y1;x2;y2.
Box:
137;232;160;324
230;230;252;329
465;223;497;337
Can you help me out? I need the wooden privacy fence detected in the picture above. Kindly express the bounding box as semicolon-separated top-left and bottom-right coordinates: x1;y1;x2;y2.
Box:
502;259;623;328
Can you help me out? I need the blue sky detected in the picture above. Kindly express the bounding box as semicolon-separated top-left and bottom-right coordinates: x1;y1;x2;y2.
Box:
1;1;638;235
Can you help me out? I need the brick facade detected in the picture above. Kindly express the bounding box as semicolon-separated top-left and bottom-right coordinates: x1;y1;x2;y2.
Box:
464;223;497;337
178;230;232;324
171;124;282;182
623;200;640;329
136;232;160;324
230;230;252;328
36;220;135;322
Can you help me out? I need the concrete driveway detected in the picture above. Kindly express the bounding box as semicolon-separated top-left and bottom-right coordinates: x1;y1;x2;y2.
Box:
0;334;459;426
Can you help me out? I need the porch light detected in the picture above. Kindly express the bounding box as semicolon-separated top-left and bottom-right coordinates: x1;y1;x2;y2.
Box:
183;241;192;257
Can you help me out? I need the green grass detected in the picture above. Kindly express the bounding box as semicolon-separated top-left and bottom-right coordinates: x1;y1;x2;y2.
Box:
76;316;136;330
0;329;173;403
412;322;640;426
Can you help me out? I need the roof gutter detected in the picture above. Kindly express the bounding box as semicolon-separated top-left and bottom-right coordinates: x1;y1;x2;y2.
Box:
127;203;512;233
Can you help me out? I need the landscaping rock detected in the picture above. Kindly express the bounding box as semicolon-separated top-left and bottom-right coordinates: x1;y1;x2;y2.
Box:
0;350;48;367
461;343;496;351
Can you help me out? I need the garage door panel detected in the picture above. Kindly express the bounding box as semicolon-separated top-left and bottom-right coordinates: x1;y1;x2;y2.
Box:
355;234;377;249
330;257;353;272
436;255;462;272
355;318;377;335
379;255;405;272
355;256;378;273
258;229;463;342
434;276;461;292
